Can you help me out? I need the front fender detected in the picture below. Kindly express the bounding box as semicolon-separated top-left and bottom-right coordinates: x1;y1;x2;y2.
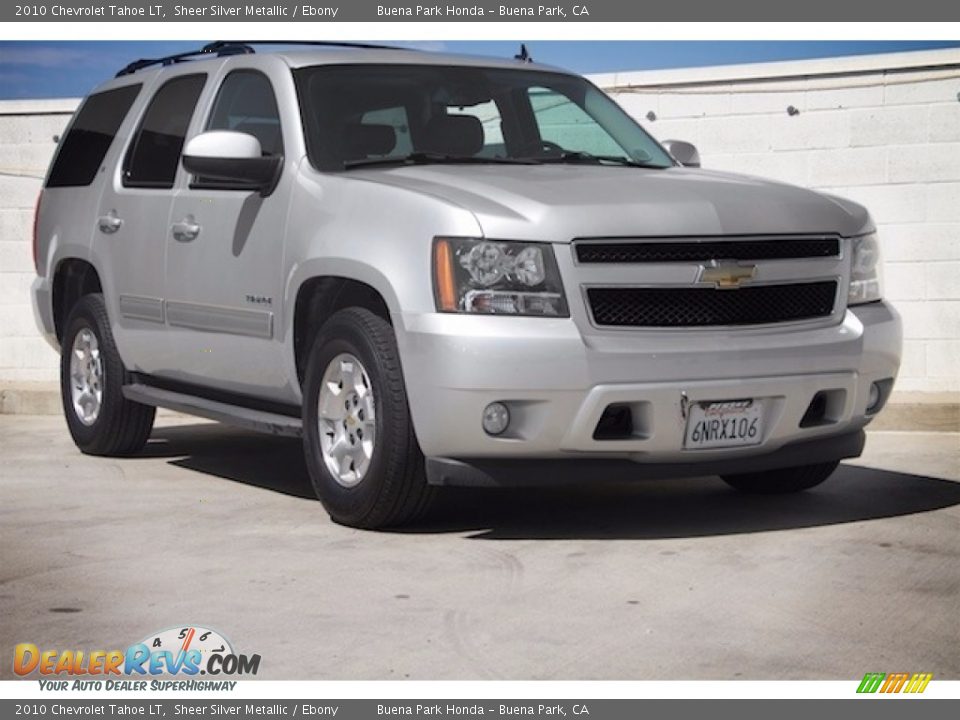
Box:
278;164;483;401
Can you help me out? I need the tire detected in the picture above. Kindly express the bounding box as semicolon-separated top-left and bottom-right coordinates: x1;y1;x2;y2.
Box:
302;307;435;529
60;293;155;456
721;461;840;494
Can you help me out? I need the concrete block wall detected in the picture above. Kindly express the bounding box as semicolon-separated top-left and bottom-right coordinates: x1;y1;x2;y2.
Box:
0;50;958;396
596;48;960;393
0;99;76;382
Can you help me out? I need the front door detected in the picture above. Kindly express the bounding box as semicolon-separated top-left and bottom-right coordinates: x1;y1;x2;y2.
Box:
162;69;290;399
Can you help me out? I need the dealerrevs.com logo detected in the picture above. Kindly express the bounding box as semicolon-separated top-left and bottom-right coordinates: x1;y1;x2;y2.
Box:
14;626;260;690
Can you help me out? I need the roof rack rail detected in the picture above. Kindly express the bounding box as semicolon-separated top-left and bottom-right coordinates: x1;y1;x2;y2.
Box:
115;44;252;77
204;40;414;53
115;40;413;77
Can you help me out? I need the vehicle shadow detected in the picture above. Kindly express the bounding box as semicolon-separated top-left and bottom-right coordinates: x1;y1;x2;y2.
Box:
425;467;960;540
143;423;960;540
143;422;315;499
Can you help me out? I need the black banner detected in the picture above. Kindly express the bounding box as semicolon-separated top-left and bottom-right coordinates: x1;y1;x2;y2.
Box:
1;699;959;720
4;0;960;22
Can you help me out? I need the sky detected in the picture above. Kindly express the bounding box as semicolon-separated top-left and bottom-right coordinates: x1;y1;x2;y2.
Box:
0;40;958;99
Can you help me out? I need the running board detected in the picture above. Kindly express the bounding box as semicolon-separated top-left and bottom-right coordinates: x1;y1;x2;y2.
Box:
123;383;303;437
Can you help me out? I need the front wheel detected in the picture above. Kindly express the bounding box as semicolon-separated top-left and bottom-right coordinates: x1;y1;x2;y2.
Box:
302;307;434;529
721;462;840;494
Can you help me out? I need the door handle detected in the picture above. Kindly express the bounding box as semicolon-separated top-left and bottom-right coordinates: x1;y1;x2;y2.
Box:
97;212;123;234
171;217;201;242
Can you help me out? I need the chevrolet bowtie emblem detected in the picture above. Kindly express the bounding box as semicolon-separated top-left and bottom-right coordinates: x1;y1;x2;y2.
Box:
698;262;757;289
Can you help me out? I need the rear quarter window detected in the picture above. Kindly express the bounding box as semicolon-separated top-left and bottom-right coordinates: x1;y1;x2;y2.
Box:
46;84;142;188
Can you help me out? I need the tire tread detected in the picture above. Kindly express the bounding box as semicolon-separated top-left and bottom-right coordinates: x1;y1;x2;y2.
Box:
302;307;434;529
60;293;155;456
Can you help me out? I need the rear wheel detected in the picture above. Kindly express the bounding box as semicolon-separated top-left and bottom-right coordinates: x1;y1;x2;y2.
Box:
302;307;434;529
60;293;155;456
721;462;839;494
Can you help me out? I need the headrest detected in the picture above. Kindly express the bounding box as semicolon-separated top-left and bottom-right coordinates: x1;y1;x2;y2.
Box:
421;115;484;157
344;123;396;159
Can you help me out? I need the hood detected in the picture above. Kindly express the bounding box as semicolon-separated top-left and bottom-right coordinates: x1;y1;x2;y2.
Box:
347;164;873;240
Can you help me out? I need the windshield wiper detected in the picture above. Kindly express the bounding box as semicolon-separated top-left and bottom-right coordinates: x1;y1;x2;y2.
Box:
343;152;542;169
532;151;665;169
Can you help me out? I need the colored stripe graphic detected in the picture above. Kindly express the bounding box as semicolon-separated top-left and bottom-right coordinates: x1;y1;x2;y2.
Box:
904;673;934;693
881;672;910;693
857;673;885;693
857;671;932;694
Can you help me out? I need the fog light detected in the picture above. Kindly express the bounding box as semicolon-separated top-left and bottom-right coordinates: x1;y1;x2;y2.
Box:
867;382;882;413
482;402;510;436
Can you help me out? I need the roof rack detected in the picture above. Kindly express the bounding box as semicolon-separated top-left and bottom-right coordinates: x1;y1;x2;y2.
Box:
205;41;414;53
116;41;412;77
115;44;250;77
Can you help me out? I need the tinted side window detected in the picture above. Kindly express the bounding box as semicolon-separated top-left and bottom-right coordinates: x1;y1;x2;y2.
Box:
124;74;206;189
46;84;141;188
205;70;283;156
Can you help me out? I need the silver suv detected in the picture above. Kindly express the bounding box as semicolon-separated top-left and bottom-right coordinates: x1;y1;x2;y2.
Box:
31;42;902;528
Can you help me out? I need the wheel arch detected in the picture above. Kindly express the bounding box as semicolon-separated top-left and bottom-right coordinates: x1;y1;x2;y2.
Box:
52;257;103;343
292;274;396;387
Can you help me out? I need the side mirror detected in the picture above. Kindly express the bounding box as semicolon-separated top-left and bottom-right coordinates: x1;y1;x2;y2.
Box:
662;139;701;168
182;131;282;196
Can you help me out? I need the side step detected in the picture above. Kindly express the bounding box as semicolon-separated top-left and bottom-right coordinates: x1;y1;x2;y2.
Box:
122;383;302;437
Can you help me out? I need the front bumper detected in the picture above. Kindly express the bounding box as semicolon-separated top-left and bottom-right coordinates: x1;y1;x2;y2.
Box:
425;430;866;486
397;301;901;471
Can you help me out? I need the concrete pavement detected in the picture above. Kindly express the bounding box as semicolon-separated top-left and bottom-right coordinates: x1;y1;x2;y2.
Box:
1;415;958;680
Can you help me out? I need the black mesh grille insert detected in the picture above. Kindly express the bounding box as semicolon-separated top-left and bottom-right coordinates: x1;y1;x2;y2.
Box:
576;238;839;263
587;282;838;327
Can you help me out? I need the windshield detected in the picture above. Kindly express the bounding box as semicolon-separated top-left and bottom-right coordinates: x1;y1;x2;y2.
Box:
294;64;675;171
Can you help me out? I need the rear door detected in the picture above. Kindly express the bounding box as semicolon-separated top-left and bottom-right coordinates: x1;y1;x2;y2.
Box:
93;72;208;374
39;82;142;296
162;67;291;397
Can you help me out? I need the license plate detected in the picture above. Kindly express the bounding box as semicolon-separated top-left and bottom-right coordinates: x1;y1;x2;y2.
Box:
684;399;763;450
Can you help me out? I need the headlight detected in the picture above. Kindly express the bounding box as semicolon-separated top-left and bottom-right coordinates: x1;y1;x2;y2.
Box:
433;237;568;316
848;232;884;305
